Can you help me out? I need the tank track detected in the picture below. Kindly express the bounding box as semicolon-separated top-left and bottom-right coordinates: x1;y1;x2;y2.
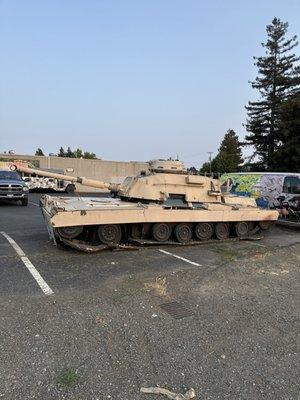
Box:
56;224;264;253
275;219;300;230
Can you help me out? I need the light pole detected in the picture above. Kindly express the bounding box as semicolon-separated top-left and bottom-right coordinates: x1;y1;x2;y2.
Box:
207;152;213;174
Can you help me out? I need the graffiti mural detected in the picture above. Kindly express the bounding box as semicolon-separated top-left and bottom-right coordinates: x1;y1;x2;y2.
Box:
221;173;286;208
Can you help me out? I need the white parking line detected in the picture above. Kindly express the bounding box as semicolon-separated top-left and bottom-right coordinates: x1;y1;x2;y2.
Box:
159;249;202;266
0;231;54;296
29;201;39;207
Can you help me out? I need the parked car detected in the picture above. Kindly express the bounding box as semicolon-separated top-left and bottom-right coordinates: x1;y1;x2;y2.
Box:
0;170;29;206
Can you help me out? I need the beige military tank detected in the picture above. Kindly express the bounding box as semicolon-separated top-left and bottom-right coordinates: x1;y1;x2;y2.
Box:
12;160;279;251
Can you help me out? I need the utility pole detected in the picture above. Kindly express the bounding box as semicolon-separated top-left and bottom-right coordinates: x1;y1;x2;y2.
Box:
207;152;213;174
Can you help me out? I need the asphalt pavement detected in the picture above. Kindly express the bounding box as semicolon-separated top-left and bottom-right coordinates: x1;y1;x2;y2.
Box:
0;193;299;399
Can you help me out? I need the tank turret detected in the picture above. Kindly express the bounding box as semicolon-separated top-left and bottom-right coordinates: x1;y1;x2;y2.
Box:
118;159;223;204
11;159;223;204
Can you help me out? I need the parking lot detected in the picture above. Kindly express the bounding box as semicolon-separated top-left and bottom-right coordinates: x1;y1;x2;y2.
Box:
0;192;299;400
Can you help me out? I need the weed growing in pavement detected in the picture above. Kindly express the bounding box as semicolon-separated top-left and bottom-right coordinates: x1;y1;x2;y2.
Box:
144;276;167;296
56;368;77;386
214;246;238;262
248;246;271;260
213;243;271;263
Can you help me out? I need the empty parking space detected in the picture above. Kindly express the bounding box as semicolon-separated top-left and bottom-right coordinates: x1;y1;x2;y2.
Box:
0;237;46;296
0;193;219;296
1;192;300;298
5;243;213;295
1;231;53;295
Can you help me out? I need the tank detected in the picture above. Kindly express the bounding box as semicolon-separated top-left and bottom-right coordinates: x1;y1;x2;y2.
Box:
12;160;279;252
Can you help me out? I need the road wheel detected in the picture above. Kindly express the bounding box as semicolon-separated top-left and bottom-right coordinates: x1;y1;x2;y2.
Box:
98;224;122;244
65;184;75;194
234;221;250;238
174;223;193;243
152;223;172;242
58;225;83;239
215;222;230;240
259;221;271;230
21;198;28;206
194;222;214;241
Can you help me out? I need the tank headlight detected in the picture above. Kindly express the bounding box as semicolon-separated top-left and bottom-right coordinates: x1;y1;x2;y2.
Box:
23;186;29;192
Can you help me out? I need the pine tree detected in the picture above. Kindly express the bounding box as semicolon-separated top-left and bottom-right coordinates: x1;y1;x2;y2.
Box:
66;147;74;158
199;160;218;174
273;92;300;172
74;148;83;158
199;129;243;174
199;162;210;174
57;147;96;159
245;18;300;170
58;147;65;157
214;129;243;173
35;148;44;156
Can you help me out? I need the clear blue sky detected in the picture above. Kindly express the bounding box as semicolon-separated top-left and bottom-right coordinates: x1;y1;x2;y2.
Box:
0;0;299;167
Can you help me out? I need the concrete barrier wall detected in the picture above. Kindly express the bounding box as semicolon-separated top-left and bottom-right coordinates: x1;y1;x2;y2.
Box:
0;154;149;192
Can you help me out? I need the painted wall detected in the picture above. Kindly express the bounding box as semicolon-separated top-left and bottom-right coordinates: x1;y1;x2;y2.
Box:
221;173;291;208
0;154;149;192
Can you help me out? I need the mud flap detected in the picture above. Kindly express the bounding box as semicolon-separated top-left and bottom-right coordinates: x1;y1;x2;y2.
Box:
40;207;57;245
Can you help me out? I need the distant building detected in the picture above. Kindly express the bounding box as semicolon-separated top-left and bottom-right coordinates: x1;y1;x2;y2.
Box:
0;153;148;192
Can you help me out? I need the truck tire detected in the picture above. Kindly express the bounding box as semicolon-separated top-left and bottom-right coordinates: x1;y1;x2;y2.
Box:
21;198;28;206
65;184;75;194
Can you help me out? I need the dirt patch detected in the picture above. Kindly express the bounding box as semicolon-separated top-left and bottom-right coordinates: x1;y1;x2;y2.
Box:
144;276;168;297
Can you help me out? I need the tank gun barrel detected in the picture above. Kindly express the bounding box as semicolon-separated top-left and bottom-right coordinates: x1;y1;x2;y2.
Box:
11;163;111;190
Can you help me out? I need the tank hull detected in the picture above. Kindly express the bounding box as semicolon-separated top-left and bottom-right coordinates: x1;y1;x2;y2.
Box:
41;196;278;228
40;195;278;251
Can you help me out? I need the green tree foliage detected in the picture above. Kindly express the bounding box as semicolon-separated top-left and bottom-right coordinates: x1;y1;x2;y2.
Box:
83;151;97;159
58;147;65;157
57;147;97;159
199;162;210;174
199;160;218;174
200;130;243;174
74;148;83;158
245;18;300;170
214;130;243;173
273;92;300;171
35;148;44;156
66;147;74;158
